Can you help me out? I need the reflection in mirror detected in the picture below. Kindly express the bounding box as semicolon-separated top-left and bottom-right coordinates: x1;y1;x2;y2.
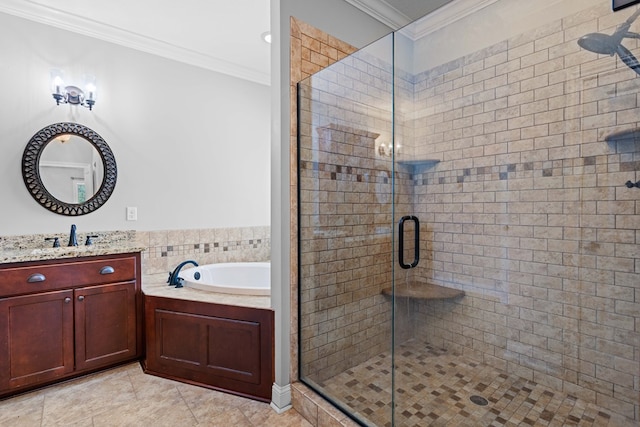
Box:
22;122;117;216
38;134;105;204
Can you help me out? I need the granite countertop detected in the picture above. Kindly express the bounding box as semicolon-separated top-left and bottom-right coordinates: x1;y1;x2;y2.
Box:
1;230;143;265
142;273;271;309
0;244;147;265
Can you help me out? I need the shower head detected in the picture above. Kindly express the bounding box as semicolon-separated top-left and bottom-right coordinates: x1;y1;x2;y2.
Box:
577;8;640;76
578;33;620;55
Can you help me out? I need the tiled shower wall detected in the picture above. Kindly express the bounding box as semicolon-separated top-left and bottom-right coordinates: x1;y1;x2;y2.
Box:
138;226;270;275
407;4;639;421
298;42;400;382
297;37;424;383
292;17;360;384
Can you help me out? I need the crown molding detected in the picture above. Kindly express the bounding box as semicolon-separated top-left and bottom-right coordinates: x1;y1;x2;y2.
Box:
0;0;269;86
343;0;412;29
406;0;500;40
348;0;501;40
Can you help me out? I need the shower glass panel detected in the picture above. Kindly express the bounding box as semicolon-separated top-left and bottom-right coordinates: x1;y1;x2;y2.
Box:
299;1;640;426
297;33;395;426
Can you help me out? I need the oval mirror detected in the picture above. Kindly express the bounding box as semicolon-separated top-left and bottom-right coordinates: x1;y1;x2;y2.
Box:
22;123;117;216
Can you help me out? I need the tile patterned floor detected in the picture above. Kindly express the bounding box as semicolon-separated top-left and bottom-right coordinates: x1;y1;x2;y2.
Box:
0;362;311;427
321;340;636;427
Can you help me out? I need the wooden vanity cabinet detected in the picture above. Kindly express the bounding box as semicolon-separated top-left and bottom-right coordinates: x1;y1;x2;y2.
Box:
0;253;141;396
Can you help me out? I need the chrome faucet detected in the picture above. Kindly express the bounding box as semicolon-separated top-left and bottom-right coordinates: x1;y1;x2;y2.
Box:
68;224;78;247
167;260;198;288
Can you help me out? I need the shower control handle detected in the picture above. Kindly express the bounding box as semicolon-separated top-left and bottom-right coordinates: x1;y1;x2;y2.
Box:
399;215;419;269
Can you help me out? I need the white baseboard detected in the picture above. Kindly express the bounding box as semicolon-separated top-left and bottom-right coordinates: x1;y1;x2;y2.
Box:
270;383;292;413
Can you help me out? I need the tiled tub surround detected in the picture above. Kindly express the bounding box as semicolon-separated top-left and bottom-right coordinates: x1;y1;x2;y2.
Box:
298;3;639;425
138;226;270;276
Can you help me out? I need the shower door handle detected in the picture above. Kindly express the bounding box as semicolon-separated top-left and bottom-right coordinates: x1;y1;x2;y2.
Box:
398;215;419;269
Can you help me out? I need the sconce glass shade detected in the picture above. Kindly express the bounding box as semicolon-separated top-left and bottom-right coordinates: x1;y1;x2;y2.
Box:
83;74;97;102
50;69;66;104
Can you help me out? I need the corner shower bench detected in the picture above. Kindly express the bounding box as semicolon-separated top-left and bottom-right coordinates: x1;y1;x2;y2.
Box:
382;283;464;300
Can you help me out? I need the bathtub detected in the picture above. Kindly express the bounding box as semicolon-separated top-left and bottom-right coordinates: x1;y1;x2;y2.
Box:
179;262;270;296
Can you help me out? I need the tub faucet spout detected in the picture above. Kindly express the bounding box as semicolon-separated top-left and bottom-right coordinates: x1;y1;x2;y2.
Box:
167;260;198;288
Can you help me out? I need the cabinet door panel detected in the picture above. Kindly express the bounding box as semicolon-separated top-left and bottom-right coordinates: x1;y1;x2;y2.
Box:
75;281;137;371
154;309;262;384
207;317;262;384
0;290;74;391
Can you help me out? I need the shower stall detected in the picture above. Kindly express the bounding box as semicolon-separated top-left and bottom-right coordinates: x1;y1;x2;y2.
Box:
297;1;639;426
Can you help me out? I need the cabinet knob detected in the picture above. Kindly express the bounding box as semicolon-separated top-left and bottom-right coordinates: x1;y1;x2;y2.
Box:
64;297;71;303
78;295;85;301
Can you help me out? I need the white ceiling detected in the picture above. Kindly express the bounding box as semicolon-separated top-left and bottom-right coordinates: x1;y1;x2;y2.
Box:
0;0;453;86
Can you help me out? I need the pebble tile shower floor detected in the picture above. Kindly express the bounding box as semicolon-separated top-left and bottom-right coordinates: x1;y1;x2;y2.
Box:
321;340;635;427
0;363;310;427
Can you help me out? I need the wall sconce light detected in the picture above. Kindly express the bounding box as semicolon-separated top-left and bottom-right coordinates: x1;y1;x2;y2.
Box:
377;142;401;157
50;69;97;110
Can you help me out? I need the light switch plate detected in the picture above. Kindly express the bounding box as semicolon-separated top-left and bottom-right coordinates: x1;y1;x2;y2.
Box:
126;206;137;221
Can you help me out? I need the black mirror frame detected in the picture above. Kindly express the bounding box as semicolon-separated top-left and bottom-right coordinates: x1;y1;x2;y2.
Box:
22;122;117;216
